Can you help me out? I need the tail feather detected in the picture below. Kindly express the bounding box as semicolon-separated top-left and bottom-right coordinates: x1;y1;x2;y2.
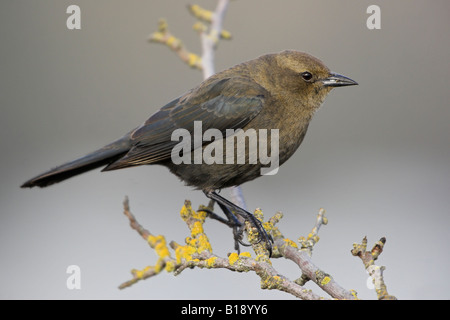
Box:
21;136;131;188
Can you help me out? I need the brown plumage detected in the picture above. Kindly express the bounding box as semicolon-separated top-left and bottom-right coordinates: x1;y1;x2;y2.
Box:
21;50;357;190
21;50;357;253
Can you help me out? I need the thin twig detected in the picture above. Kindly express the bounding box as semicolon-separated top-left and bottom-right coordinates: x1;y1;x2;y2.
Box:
199;0;230;78
351;237;397;300
148;19;202;70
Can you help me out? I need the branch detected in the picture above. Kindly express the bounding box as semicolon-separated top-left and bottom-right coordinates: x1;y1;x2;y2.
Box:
119;198;379;300
298;208;327;255
351;237;397;300
195;0;230;78
119;197;175;289
148;19;202;70
269;209;357;300
120;198;330;299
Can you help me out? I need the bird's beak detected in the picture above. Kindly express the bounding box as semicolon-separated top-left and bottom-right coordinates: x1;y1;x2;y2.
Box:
322;72;358;87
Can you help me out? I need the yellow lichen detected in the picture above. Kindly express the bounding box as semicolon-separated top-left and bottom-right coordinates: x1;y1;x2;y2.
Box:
149;32;164;42
193;208;207;221
321;276;331;286
153;262;163;274
220;30;232;40
256;253;271;264
188;4;213;22
283;238;298;248
148;234;170;259
239;252;252;258
180;204;190;220
261;274;283;289
228;252;239;266
196;234;212;253
166;35;181;49
205;256;217;268
175;244;196;264
157;18;168;32
188;53;201;68
132;266;151;279
165;260;176;273
147;234;157;246
193;21;207;33
191;221;204;236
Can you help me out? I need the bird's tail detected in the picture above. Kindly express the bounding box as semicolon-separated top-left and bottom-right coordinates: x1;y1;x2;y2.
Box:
21;136;131;188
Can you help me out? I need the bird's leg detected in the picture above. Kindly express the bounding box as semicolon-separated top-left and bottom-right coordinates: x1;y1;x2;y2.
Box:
200;207;236;227
198;200;245;253
215;201;250;252
203;190;273;256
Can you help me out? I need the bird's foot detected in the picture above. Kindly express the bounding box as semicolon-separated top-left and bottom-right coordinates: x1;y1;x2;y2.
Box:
197;206;245;253
203;190;273;256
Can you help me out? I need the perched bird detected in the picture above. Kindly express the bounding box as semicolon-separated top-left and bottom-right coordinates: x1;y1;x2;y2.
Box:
21;50;357;253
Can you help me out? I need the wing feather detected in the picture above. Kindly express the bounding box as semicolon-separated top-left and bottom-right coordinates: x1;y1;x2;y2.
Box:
104;76;267;170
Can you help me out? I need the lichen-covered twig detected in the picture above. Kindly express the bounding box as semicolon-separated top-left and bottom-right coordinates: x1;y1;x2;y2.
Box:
298;208;328;254
120;198;330;299
148;19;202;70
351;237;397;300
188;4;232;40
269;208;357;300
194;0;230;79
119;197;175;289
148;1;232;75
119;198;365;300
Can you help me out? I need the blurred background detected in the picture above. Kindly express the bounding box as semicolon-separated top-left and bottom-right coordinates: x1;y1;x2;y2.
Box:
1;0;449;299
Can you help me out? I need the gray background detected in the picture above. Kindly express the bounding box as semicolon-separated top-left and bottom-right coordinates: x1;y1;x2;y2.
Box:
1;0;449;299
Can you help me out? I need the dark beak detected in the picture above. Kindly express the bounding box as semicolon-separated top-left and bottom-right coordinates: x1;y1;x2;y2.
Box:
322;72;358;87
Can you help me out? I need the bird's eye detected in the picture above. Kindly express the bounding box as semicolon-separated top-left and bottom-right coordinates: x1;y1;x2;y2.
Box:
301;71;313;81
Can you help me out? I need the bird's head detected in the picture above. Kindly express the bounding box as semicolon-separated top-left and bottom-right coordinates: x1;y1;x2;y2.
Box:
265;50;358;110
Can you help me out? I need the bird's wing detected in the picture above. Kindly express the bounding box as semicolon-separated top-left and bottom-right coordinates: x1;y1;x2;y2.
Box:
104;76;267;170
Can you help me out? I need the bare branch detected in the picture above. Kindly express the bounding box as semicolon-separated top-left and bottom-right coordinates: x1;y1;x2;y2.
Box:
122;196;151;240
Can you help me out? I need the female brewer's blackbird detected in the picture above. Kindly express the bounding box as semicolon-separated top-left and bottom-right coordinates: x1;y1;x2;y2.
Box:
21;50;357;252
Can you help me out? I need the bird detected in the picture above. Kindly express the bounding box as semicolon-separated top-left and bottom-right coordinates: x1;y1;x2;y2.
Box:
21;50;358;254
